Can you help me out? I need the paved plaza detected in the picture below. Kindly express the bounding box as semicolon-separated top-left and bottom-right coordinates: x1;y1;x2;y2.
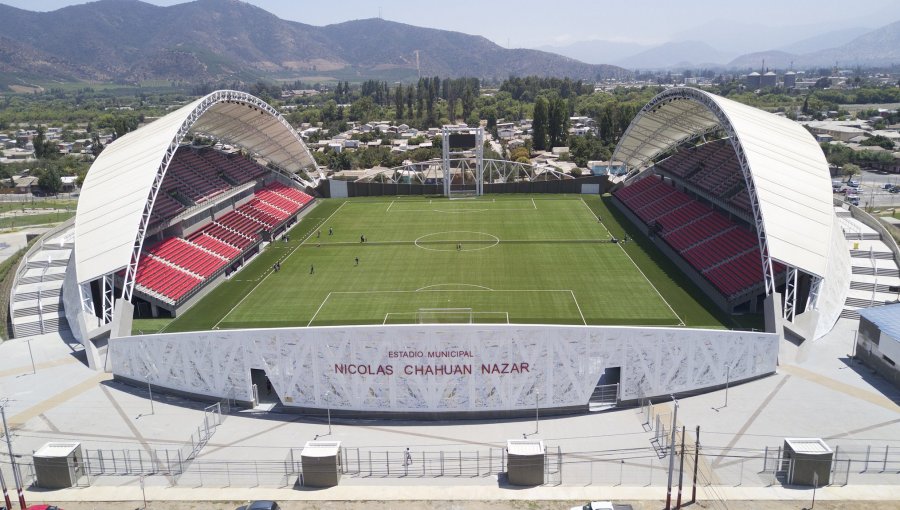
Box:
1;318;898;505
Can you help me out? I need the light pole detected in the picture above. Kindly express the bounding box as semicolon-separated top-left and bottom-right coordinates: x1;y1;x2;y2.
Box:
534;389;540;435
147;375;155;415
25;339;35;375
724;365;730;408
665;395;679;510
325;391;332;436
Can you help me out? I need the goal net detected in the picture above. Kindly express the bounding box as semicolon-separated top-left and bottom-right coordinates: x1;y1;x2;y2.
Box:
416;308;474;324
448;168;479;200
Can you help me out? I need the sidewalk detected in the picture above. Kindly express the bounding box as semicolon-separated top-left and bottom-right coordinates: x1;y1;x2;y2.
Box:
23;483;900;503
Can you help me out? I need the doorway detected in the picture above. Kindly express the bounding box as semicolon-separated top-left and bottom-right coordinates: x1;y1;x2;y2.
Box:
250;368;282;408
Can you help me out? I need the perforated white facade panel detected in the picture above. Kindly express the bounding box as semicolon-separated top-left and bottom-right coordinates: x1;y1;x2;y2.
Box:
111;324;778;413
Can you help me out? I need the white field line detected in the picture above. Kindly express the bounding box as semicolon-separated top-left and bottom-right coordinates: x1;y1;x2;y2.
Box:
579;196;681;326
307;292;333;327
615;243;684;326
386;200;394;212
309;238;612;246
212;202;347;329
532;197;537;209
383;310;510;324
580;197;610;236
569;290;587;325
325;289;577;294
387;207;536;213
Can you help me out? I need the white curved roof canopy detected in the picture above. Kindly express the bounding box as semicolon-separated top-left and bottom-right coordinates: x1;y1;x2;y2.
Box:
613;87;835;279
75;90;317;284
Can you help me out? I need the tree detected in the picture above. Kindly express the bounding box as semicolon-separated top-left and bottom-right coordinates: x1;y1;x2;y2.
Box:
394;85;404;120
842;163;861;178
532;97;548;151
32;126;47;158
509;147;530;162
483;107;498;138
91;133;104;157
547;97;568;148
860;135;895;150
38;166;63;194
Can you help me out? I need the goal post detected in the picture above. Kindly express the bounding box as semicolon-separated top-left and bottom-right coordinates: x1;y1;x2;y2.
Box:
416;308;474;324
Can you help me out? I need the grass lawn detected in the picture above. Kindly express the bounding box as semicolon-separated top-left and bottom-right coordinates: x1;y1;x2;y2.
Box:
0;199;77;214
156;195;740;334
0;211;75;229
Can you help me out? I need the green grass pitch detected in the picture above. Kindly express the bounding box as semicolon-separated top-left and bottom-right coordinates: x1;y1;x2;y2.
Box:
146;195;748;335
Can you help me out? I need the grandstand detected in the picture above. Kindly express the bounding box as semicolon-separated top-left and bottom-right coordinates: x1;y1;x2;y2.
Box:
73;90;321;326
611;87;850;340
131;151;314;309
614;159;786;308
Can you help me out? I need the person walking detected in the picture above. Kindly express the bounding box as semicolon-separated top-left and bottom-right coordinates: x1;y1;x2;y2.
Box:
310;264;315;274
328;227;333;236
317;230;321;238
355;257;359;266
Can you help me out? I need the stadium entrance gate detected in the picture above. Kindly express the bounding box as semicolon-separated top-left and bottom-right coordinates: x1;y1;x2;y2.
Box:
442;126;484;199
250;368;281;410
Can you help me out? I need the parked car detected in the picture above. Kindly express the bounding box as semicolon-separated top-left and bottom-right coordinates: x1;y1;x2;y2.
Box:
848;179;860;188
847;195;860;206
26;506;63;510
890;186;900;194
883;182;894;190
236;502;279;510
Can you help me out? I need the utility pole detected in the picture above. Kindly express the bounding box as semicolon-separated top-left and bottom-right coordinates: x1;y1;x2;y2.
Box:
1;406;26;509
0;464;12;510
665;395;679;510
534;390;540;435
676;425;686;508
691;425;700;504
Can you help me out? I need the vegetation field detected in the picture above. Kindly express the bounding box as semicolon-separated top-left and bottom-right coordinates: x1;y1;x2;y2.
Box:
157;195;743;334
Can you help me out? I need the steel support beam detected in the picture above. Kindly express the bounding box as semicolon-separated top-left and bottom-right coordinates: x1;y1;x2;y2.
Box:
784;267;798;321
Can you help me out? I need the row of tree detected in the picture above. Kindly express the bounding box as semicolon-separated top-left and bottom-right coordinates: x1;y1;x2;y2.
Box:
531;96;569;151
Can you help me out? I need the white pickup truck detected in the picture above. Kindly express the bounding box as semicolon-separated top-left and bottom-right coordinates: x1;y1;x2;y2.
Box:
570;503;614;510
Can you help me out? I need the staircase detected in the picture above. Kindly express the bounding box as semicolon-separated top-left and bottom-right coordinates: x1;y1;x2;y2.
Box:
838;207;900;321
11;225;75;338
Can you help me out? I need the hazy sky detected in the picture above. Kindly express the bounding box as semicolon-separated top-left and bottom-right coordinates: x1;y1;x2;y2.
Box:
5;0;899;48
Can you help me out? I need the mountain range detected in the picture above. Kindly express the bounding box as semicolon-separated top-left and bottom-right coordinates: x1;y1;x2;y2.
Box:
541;20;900;70
0;0;628;86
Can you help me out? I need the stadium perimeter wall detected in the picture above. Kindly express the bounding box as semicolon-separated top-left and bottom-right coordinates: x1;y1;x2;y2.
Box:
110;324;777;418
319;176;608;198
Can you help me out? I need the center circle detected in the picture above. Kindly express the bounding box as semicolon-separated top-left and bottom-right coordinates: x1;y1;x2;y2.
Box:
414;231;500;252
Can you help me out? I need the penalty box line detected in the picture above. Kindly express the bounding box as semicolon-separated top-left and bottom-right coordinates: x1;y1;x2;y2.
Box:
383;311;511;325
306;288;585;327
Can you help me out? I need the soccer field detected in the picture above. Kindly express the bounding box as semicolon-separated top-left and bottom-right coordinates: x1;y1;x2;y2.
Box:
154;195;737;334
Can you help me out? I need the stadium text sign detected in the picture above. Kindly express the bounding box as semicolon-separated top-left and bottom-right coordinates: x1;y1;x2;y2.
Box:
335;348;530;377
112;324;778;414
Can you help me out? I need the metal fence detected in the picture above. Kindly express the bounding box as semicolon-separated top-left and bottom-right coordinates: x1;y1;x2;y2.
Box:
6;440;900;490
79;401;225;483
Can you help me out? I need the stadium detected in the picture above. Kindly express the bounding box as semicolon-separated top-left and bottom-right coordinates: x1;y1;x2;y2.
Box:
16;87;850;418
